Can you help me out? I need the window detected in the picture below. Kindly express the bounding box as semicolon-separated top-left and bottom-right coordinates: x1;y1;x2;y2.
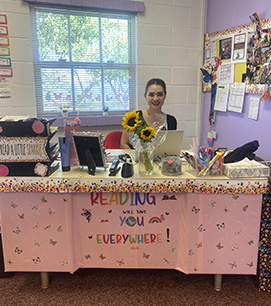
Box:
30;6;136;117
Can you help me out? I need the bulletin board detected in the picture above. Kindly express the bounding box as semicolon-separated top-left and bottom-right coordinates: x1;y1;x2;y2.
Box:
203;16;271;94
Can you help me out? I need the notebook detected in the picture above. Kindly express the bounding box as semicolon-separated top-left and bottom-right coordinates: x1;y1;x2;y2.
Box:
134;130;184;161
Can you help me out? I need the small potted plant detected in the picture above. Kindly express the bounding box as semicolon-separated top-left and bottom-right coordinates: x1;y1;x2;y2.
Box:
103;106;109;116
59;104;70;117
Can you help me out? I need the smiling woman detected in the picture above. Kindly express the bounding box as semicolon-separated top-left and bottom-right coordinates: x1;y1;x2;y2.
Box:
120;78;177;149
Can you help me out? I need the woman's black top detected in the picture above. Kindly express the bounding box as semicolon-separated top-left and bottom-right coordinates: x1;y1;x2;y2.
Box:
137;110;177;130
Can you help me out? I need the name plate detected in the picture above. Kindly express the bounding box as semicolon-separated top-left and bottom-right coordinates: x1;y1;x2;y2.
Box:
0;137;49;162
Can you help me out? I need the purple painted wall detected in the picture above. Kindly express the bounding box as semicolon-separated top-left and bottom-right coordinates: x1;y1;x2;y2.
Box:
201;0;271;160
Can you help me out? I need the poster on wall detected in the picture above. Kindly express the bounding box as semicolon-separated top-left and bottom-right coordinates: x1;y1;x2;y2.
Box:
219;37;232;60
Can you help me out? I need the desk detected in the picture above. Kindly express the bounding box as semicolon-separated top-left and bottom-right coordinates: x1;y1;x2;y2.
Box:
0;162;268;290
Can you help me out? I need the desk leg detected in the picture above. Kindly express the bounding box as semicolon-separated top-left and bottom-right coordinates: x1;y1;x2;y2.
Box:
214;274;222;291
41;272;49;289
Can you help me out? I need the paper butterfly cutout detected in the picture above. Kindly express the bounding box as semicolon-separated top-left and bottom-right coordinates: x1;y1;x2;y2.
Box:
248;240;254;245
44;225;51;231
163;257;169;264
57;225;63;232
200;68;212;83
15;247;23;254
99;253;106;260
247;261;254;267
85;254;91;260
116;258;124;266
48;208;55;216
143;253;150;259
81;208;92;223
41;196;47;203
13;227;21;235
188;249;194;256
242;205;248;212
216;242;224;250
196;242;203;248
11;202;18;208
192;206;200;213
217;222;225;230
162;195;177;200
31;205;38;210
18;213;24;219
198;224;206;232
33;257;41;264
229;261;237;269
50;239;57;246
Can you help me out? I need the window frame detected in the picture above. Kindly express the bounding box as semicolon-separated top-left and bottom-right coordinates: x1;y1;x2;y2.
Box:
29;5;137;117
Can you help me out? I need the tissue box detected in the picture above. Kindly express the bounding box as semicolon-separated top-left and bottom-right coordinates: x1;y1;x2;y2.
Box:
223;158;270;178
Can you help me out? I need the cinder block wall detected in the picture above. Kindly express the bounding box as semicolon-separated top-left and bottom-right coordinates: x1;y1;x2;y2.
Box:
0;0;206;149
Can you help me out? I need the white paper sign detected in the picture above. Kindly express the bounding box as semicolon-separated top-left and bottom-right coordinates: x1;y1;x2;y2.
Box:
248;97;260;120
0;137;49;162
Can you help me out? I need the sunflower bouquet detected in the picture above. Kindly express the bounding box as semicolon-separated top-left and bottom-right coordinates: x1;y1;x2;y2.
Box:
122;110;166;174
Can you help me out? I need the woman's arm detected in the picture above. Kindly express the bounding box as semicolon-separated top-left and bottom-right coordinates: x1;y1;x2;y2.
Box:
120;129;131;149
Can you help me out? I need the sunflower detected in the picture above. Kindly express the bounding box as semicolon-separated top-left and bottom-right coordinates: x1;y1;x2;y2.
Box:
122;110;141;132
140;126;156;141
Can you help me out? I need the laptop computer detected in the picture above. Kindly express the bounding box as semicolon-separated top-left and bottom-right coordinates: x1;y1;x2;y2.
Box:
134;130;184;161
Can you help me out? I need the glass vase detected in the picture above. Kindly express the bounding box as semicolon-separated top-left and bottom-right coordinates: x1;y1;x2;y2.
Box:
139;150;154;175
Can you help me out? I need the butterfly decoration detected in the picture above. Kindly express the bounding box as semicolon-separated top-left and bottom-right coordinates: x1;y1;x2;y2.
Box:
31;205;38;210
165;212;169;216
117;258;124;266
108;210;112;213
160;214;165;221
41;196;47;203
169;246;176;253
217;222;225;230
200;67;213;83
143;253;150;259
223;207;230;213
198;224;206;232
247;261;254;268
192;206;200;214
63;198;67;202
11;202;18;208
81;208;92;223
44;225;51;231
34;241;41;247
188;249;194;256
163;257;169;264
88;235;93;239
61;260;68;266
248;240;254;245
229;261;237;269
130;246;139;250
208;258;215;264
196;242;203;248
209;200;216;207
242;205;249;212
216;242;224;250
57;225;63;232
18;213;24;219
99;253;106;260
49;239;57;246
232;194;239;200
48;208;55;216
231;245;239;251
33;223;40;229
13;227;21;235
33;257;41;264
85;254;91;260
234;230;242;236
15;247;23;254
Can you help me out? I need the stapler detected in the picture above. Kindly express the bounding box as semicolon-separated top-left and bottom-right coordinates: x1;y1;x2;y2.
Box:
109;158;121;176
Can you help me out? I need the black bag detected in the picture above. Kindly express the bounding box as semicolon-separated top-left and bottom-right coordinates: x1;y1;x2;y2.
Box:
223;140;259;163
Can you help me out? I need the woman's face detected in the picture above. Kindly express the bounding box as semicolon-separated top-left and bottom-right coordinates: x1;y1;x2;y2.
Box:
145;84;166;111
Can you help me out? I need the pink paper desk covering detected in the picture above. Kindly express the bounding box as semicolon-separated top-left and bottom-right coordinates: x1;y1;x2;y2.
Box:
0;191;263;275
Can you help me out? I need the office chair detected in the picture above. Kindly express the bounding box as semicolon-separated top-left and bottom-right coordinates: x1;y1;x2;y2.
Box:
104;131;122;149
